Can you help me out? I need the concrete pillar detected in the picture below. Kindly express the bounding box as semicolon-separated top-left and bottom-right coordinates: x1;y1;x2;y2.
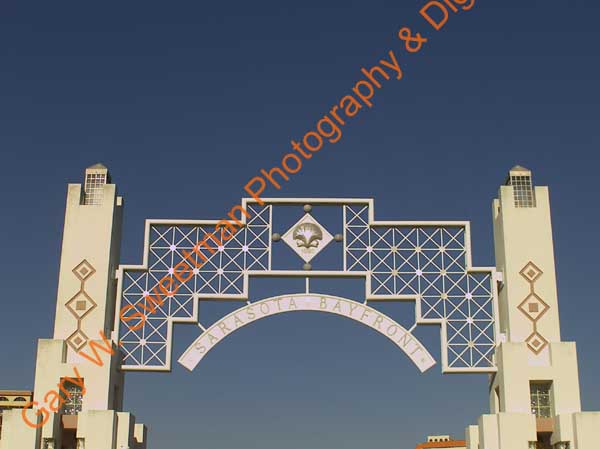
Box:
478;414;499;449
77;410;117;449
497;413;536;449
134;423;147;449
465;425;479;449
0;409;41;449
572;412;600;449
115;412;135;449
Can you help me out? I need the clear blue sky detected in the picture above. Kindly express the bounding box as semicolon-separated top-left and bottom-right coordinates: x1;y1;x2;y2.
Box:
1;1;599;448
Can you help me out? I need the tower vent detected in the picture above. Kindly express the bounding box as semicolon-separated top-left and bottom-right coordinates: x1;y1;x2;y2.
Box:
83;163;110;205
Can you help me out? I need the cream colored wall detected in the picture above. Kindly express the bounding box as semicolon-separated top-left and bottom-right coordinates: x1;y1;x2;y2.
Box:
478;414;499;449
472;410;600;449
497;413;536;448
552;413;574;445
115;412;135;448
572;412;600;448
0;409;41;449
32;338;124;413
134;423;147;449
491;342;581;416
77;410;117;449
465;425;478;449
491;198;509;339
475;413;536;449
114;413;147;449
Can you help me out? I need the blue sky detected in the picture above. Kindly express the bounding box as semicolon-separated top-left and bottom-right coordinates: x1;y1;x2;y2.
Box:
1;1;599;448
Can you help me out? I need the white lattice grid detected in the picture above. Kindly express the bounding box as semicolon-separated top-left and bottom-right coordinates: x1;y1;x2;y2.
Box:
344;205;498;370
117;204;271;369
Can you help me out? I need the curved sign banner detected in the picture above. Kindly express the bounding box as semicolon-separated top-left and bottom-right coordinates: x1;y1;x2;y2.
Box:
179;294;436;373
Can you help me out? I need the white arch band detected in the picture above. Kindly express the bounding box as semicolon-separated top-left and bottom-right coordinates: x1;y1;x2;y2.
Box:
178;294;436;373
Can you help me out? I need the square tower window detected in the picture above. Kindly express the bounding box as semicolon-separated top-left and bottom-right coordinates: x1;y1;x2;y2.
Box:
530;381;552;418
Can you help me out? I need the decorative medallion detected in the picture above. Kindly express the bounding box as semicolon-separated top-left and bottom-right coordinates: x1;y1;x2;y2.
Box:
281;214;333;262
66;328;90;352
72;260;96;282
518;292;549;323
520;262;542;283
518;261;549;354
525;331;549;354
66;290;97;320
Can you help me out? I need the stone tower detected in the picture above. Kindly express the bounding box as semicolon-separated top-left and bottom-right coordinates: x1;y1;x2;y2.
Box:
465;166;600;449
0;165;146;449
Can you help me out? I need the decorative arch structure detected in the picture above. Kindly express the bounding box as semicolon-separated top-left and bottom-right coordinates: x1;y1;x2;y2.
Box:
115;198;499;373
7;165;599;449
